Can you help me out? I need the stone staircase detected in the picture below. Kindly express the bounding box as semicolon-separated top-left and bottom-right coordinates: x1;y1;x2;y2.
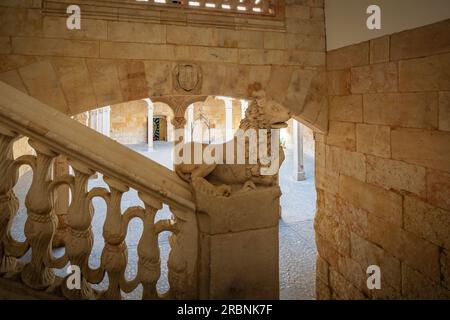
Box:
0;81;198;299
0;81;281;299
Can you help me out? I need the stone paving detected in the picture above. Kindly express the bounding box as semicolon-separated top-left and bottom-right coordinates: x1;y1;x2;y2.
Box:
11;141;316;300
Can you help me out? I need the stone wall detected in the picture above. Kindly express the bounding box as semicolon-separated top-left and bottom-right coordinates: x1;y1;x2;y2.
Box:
0;0;328;132
315;19;450;299
110;100;148;145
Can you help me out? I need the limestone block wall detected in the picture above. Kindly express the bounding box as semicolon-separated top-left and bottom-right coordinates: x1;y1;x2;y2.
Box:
110;100;148;145
315;19;450;299
0;0;328;132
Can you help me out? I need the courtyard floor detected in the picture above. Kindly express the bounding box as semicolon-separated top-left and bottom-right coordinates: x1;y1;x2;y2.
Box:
12;141;317;299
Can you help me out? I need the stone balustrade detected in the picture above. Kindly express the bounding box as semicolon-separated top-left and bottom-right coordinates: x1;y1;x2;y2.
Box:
0;81;198;299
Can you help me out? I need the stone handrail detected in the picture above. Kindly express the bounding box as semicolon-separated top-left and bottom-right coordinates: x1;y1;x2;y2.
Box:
0;81;198;299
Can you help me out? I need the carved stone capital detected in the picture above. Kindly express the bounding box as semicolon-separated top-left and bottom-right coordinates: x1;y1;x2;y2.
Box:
171;117;187;129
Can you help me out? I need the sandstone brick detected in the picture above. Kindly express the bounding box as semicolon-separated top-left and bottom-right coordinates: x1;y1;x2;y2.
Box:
390;20;450;61
0;36;11;54
329;95;362;122
315;144;326;175
329;269;367;300
368;214;441;281
363;93;438;129
51;58;97;114
167;25;215;46
314;103;329;133
339;175;402;226
391;128;450;173
316;279;331;300
326;121;355;151
442;249;450;290
427;169;450;211
367;155;426;197
402;264;450;299
285;33;325;51
315;207;350;256
100;41;171;60
261;66;291;102
0;69;27;94
108;21;165;44
336;198;368;239
399;52;450;91
116;60;149;102
326;146;366;181
310;7;325;20
239;49;285;65
316;255;329;284
176;46;238;64
237;28;266;49
144;60;174;97
286;19;325;36
283;68;316;115
337;255;369;295
13;37;99;58
18;60;68;113
263;32;286;50
315;230;341;268
0;54;39;74
370;36;389;64
315;167;339;195
439;91;450;131
327;70;350;95
351;62;398;94
0;7;42;37
404;195;450;250
44;16;107;41
299;71;328;121
285;5;311;19
327;42;369;71
356;124;390;158
85;59;123;108
286;50;325;67
350;232;401;290
321;191;338;215
370;283;402;300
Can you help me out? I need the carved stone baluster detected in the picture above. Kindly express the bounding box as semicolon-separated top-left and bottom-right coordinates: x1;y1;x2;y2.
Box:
0;128;19;273
168;205;198;299
21;140;58;289
101;177;128;300
137;193;163;300
61;160;96;299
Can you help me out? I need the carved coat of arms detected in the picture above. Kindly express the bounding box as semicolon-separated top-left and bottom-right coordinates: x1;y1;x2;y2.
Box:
173;64;202;93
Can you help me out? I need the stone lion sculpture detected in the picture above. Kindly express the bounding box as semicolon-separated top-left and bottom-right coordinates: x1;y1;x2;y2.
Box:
174;92;291;197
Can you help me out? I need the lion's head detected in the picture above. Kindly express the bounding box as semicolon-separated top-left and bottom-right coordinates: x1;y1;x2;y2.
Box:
240;97;291;130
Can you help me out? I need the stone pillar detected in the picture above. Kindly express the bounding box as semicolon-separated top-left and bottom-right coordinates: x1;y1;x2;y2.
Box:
103;106;111;137
89;110;97;131
97;108;104;134
186;105;194;142
293;120;306;181
217;97;233;142
144;99;154;150
194;185;280;299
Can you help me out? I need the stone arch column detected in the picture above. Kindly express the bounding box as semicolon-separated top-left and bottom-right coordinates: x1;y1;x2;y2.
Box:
143;98;154;150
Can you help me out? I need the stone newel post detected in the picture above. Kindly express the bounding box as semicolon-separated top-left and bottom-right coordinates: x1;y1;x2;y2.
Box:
194;186;281;299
